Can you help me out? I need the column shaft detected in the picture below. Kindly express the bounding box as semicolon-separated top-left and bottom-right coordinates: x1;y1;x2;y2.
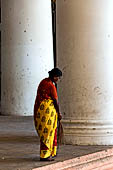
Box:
1;0;53;115
57;0;113;145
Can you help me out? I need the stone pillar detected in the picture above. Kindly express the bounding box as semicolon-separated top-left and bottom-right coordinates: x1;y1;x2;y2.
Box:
57;0;113;145
1;0;53;116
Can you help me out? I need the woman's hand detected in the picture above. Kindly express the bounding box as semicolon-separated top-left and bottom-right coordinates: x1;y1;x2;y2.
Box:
58;113;62;120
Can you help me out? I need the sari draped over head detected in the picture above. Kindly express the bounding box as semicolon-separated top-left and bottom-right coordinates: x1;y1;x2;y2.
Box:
34;78;58;158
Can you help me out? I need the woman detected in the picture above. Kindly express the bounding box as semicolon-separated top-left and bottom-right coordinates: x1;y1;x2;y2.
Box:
34;68;62;161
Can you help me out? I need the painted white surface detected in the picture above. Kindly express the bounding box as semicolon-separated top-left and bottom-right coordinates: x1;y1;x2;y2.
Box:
57;0;113;145
1;0;54;115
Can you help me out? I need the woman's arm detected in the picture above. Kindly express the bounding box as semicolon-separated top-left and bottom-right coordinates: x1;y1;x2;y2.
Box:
53;99;62;120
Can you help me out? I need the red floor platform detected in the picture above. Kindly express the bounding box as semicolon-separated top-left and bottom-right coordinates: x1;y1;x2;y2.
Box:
33;148;113;170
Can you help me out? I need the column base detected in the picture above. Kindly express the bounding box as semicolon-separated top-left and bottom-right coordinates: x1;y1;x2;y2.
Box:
62;119;113;145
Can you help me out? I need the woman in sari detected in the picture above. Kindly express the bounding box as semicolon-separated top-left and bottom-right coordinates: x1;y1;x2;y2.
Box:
34;68;62;161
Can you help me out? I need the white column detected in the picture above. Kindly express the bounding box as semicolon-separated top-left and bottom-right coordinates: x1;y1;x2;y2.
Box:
57;0;113;145
1;0;53;116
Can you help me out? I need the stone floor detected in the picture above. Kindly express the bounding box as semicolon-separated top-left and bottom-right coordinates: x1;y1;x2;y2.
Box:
0;116;113;170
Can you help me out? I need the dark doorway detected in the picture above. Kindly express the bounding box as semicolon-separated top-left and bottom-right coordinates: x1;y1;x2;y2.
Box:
51;0;56;67
0;0;1;115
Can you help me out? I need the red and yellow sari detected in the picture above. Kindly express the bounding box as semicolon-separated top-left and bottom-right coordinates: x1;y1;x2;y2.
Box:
34;78;58;158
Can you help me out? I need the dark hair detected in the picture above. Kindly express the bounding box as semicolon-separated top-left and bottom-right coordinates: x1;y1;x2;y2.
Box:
48;68;62;78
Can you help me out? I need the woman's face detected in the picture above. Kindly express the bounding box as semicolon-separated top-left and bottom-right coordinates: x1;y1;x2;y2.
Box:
53;76;60;83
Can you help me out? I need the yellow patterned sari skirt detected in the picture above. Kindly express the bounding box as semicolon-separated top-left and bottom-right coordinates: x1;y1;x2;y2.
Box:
35;99;57;158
